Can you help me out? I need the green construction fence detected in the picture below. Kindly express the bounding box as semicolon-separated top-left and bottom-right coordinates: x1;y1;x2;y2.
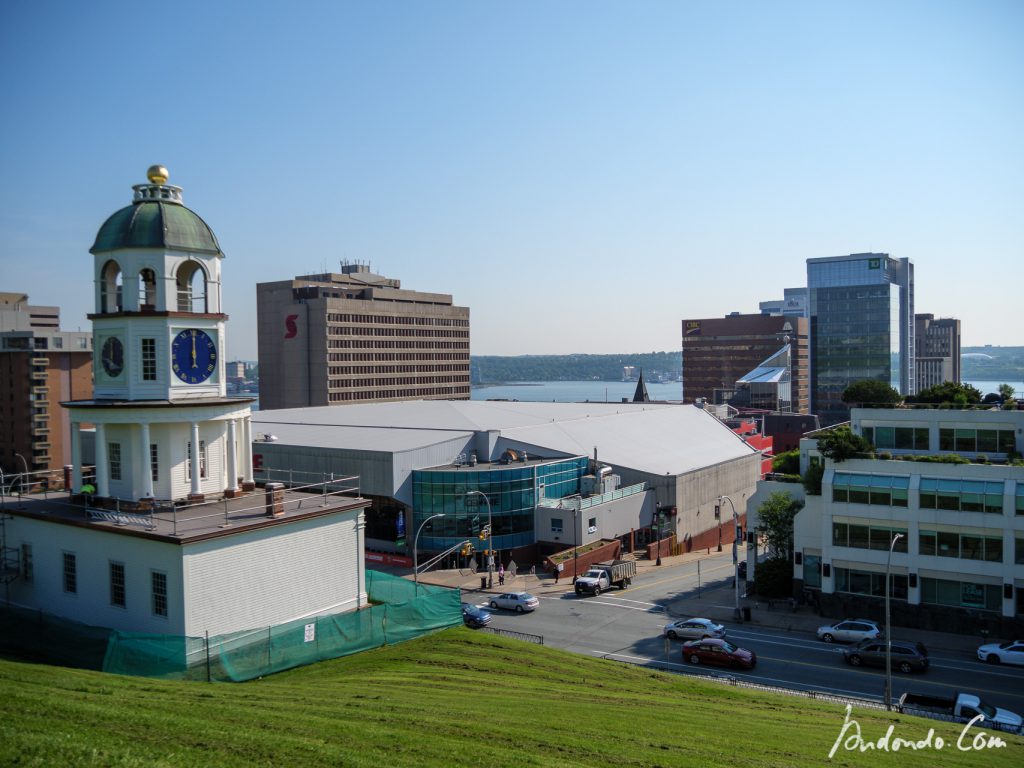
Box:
0;570;462;682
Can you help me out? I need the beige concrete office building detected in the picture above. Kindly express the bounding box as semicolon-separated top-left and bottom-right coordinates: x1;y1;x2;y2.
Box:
257;265;470;410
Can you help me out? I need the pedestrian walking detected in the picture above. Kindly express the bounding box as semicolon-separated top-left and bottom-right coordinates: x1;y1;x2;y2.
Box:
554;566;560;584
498;564;505;585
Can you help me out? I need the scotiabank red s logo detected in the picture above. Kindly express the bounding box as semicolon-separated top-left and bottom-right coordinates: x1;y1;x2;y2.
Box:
284;314;298;339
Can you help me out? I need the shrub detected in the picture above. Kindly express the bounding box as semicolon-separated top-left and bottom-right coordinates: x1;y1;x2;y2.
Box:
771;449;800;475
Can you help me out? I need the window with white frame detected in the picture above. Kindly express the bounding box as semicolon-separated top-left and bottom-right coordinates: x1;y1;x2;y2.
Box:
110;562;126;607
62;552;77;594
185;440;207;480
109;442;121;480
551;517;563;534
151;571;168;617
141;338;157;380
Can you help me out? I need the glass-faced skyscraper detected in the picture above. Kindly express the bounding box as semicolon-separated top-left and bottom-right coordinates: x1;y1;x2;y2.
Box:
807;253;914;425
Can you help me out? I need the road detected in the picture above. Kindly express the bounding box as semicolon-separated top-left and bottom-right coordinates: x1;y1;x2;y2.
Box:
478;556;1024;715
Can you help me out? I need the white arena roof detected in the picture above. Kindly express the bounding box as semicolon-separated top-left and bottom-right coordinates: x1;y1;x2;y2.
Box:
252;400;758;476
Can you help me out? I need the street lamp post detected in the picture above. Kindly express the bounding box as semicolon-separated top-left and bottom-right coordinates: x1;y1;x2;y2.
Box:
413;513;445;596
718;496;742;621
885;532;904;711
655;512;662;566
466;491;494;589
573;506;579;582
14;452;29;502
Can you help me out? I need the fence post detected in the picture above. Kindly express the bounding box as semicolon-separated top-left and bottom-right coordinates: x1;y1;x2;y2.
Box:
322;473;328;507
223;497;229;527
205;630;211;683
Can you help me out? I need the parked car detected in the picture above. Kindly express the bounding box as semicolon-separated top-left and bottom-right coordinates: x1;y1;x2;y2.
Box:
682;638;756;670
462;603;492;628
489;592;539;613
817;619;882;644
977;639;1024;666
843;639;929;673
663;618;726;640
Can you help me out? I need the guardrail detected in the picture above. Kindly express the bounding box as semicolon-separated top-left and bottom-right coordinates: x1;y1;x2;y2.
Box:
480;627;543;644
86;475;362;536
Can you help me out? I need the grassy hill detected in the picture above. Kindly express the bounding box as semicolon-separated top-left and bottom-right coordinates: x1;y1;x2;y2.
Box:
1;628;1020;767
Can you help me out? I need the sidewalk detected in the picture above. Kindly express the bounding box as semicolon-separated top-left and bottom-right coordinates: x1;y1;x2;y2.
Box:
410;548;986;658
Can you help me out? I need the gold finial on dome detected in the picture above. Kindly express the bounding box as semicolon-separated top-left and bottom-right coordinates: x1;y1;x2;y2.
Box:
147;165;169;185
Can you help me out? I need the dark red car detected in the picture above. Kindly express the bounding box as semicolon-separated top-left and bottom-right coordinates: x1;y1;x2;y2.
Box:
681;638;756;670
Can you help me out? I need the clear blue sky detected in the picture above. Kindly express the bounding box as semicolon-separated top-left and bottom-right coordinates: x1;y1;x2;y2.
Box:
2;0;1021;360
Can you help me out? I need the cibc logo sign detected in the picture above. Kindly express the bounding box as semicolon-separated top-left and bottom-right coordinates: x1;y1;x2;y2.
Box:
284;314;299;339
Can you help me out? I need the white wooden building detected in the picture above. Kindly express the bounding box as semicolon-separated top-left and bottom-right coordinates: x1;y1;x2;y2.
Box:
1;167;369;637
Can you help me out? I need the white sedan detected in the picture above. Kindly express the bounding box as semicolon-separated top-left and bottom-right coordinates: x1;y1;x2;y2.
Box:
663;618;726;640
489;592;539;613
977;640;1024;666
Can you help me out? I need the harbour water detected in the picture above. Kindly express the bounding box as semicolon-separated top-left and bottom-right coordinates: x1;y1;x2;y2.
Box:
471;379;1021;404
471;380;683;402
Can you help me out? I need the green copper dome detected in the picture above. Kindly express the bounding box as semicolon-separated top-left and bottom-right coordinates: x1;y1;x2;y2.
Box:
91;200;222;255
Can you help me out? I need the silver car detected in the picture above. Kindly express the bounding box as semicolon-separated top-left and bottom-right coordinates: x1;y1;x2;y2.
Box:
489;592;539;613
817;619;882;644
663;618;726;640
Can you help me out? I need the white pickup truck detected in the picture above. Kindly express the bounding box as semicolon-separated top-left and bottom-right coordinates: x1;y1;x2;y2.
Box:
898;692;1023;733
574;560;636;596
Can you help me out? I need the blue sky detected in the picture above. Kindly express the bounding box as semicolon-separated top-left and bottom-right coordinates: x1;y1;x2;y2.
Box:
1;1;1021;359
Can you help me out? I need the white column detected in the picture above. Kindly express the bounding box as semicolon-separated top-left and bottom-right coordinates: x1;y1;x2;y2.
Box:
242;416;254;483
226;419;238;491
71;421;82;490
190;422;201;496
139;422;154;498
95;423;109;497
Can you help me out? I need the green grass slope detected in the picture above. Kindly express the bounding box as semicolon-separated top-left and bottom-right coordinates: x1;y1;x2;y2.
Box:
1;629;1020;767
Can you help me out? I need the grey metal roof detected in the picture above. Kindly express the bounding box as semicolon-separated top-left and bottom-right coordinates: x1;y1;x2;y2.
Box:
252;400;757;476
737;366;788;385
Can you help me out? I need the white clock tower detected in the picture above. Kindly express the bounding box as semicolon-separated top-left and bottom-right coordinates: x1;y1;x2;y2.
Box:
66;166;254;503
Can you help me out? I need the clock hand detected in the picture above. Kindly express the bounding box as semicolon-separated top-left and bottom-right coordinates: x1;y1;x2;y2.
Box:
191;333;197;368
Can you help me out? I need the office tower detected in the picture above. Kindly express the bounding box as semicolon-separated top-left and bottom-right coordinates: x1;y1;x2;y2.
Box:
807;253;914;425
0;293;92;475
915;314;961;391
681;314;809;413
759;287;808;317
257;264;470;409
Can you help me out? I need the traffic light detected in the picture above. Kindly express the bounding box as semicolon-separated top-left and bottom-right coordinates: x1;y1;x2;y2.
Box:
460;543;475;557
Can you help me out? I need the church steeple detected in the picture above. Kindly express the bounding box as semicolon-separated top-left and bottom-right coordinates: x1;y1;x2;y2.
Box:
632;369;650;403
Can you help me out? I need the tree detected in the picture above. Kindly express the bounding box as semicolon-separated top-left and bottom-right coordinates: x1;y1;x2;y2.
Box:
802;461;824;495
998;383;1018;411
841;380;902;408
910;382;982;406
757;491;803;560
816;425;872;462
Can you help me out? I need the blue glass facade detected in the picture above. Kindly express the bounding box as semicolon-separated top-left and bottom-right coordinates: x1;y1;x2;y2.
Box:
808;254;914;425
412;456;588;551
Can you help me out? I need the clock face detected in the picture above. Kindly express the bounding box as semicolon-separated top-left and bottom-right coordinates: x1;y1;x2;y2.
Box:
101;336;124;377
171;328;217;384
